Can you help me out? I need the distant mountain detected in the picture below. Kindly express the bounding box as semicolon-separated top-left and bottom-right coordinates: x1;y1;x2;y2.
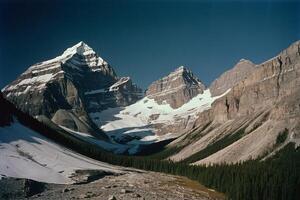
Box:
2;42;143;137
146;66;205;108
93;66;229;154
3;40;300;163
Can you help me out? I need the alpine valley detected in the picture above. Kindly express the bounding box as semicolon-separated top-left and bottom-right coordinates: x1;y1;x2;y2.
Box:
1;40;299;200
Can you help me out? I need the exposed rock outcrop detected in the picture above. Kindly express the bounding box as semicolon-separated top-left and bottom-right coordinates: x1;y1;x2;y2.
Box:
146;66;205;108
209;59;255;97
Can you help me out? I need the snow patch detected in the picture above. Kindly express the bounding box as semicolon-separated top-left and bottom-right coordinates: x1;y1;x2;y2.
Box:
109;77;130;92
90;89;231;148
0;122;123;184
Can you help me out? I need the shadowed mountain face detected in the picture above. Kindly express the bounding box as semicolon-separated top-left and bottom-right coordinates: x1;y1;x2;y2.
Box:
2;42;143;136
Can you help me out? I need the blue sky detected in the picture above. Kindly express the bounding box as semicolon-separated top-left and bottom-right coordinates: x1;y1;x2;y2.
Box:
0;0;299;89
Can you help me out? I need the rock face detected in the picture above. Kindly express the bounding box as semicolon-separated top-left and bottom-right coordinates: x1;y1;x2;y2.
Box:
209;59;255;96
169;40;300;164
146;66;205;108
2;42;143;135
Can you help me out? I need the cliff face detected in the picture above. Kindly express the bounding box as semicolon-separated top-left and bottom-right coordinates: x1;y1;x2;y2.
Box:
2;42;143;135
209;59;255;97
212;41;300;122
146;66;205;108
169;41;300;164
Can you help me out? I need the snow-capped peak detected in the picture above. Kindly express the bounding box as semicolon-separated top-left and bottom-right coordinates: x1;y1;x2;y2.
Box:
62;41;96;57
176;66;186;71
168;66;188;76
168;66;200;83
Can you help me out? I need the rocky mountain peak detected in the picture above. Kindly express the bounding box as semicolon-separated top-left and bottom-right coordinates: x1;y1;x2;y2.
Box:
146;66;205;108
236;58;254;67
171;65;193;75
173;65;186;72
209;59;255;96
62;41;96;57
2;42;142;135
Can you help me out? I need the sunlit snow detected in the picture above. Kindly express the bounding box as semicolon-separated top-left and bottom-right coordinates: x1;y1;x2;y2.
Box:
0;121;122;184
90;89;230;147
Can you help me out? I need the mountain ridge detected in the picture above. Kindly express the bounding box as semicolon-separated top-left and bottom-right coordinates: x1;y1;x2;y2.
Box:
2;40;300;162
168;40;300;164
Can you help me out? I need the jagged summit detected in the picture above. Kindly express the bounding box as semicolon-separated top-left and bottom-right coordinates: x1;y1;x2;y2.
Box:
170;66;196;77
27;41;107;74
174;65;186;72
172;65;191;73
146;66;205;108
62;41;96;57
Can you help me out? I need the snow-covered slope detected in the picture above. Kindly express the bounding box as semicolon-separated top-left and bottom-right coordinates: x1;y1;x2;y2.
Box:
90;89;230;153
0;120;123;184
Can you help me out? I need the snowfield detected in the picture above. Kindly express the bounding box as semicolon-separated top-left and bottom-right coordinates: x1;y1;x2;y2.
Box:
90;89;230;152
0;121;123;184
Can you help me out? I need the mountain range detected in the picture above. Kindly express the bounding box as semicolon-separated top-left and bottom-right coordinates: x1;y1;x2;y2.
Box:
3;40;300;161
1;40;300;199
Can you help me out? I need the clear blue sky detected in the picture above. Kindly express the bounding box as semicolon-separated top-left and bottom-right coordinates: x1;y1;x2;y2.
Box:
0;0;299;89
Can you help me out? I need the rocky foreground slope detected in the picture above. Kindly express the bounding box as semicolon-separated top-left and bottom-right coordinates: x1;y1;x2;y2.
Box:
0;172;224;200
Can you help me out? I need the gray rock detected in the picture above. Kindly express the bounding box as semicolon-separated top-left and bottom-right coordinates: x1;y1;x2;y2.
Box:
209;59;255;97
108;195;117;200
120;188;131;194
146;66;205;108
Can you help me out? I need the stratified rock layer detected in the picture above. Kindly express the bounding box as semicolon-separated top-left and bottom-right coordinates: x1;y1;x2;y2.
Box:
209;59;255;96
146;66;205;108
169;41;300;164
